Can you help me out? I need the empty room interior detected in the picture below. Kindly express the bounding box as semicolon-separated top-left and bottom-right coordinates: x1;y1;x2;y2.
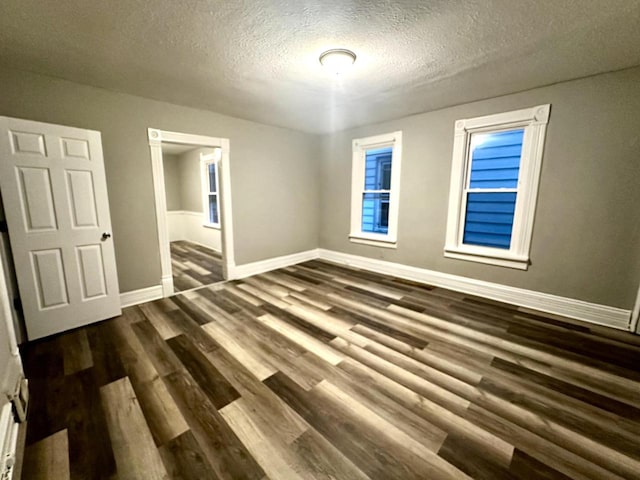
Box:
0;1;639;479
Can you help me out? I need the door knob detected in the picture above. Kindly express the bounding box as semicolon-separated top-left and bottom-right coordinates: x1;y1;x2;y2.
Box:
101;232;111;240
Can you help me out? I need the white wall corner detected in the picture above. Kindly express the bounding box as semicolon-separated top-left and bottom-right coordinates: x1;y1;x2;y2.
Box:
120;285;164;309
317;249;632;331
224;262;238;281
233;249;320;279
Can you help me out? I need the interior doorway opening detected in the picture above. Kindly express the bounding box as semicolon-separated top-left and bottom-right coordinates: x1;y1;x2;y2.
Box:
148;129;234;298
162;144;224;292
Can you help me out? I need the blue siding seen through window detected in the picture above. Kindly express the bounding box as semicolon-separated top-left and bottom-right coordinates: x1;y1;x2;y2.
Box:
469;129;523;188
362;193;390;233
207;163;219;224
463;129;524;249
362;147;392;234
364;147;392;190
464;192;516;248
208;163;217;192
208;196;219;224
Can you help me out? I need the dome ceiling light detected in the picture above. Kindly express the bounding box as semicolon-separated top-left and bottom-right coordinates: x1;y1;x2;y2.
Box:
319;48;357;76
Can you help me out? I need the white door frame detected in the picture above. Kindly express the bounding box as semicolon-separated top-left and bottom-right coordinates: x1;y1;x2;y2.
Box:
148;128;235;297
0;250;21;392
631;282;640;334
0;248;22;480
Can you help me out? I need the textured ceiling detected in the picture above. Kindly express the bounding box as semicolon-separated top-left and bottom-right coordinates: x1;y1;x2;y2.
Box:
1;1;639;133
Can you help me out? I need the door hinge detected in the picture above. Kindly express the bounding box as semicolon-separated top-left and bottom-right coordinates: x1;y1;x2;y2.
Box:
9;379;27;424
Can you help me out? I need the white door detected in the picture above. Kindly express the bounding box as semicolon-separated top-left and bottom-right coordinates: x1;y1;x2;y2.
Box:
0;116;121;340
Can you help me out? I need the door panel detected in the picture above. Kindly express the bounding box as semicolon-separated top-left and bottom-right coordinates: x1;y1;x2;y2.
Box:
66;170;98;228
10;131;47;156
17;167;58;231
76;244;107;300
0;116;121;339
61;137;90;159
31;248;69;309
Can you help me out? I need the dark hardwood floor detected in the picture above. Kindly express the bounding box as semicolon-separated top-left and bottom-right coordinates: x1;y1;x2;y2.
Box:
20;260;640;479
170;240;224;292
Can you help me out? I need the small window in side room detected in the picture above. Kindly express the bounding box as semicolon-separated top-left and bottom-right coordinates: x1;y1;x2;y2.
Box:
201;153;220;227
444;105;551;270
350;131;402;248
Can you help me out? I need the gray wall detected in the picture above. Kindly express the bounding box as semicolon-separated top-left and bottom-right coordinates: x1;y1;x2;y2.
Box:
178;148;213;213
162;153;181;211
0;68;321;293
0;65;637;310
319;67;640;309
162;148;214;213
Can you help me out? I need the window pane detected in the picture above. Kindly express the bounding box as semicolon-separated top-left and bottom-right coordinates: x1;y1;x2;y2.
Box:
208;163;217;193
469;129;523;189
463;192;516;249
208;194;219;224
362;193;390;234
364;147;393;190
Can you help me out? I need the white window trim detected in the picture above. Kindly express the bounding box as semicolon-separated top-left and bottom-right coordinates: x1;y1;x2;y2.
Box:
350;131;402;248
444;104;551;270
201;151;221;229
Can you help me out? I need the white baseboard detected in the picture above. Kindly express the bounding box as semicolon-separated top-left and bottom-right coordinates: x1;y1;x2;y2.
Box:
233;249;320;280
180;239;222;253
318;249;632;331
120;285;164;308
121;247;632;330
167;210;206;219
182;210;203;218
167;210;221;251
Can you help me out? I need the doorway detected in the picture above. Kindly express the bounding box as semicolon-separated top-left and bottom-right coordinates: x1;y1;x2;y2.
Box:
147;129;235;298
162;144;223;292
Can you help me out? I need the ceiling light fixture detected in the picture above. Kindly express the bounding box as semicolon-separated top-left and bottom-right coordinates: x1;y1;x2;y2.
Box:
319;48;356;76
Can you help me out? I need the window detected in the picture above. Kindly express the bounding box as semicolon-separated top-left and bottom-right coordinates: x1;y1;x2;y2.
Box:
444;105;550;270
201;151;220;228
350;131;402;247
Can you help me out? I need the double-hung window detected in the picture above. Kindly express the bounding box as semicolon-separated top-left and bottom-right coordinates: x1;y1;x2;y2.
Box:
201;151;220;228
350;131;402;247
444;105;550;269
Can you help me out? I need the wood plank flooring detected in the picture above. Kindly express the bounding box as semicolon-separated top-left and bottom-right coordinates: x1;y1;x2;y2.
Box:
171;240;224;292
20;260;640;479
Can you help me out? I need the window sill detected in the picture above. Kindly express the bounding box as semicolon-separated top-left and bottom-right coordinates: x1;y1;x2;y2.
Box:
444;247;529;270
349;234;397;249
203;223;221;230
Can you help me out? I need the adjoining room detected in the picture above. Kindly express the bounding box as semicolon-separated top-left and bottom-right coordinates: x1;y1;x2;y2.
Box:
162;143;225;292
